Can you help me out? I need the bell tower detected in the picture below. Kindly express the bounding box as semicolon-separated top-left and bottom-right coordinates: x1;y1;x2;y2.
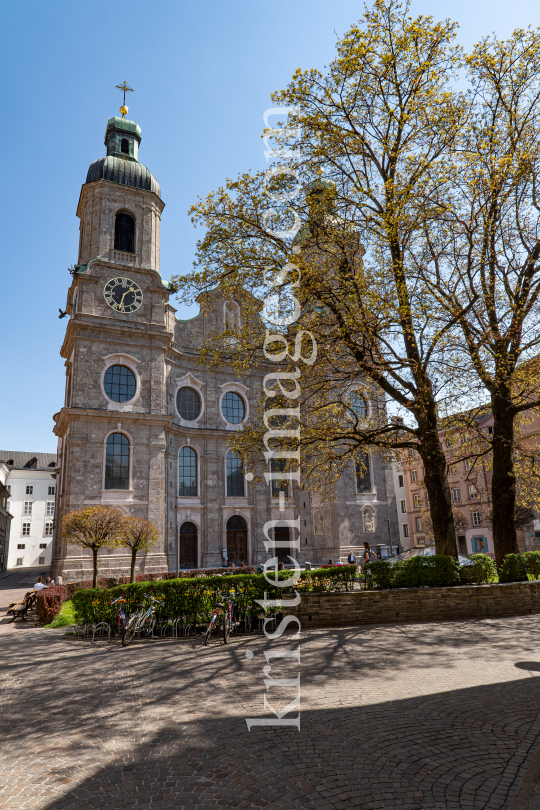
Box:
51;93;172;582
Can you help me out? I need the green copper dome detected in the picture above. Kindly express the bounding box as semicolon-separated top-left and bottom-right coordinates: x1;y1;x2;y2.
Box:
85;116;160;197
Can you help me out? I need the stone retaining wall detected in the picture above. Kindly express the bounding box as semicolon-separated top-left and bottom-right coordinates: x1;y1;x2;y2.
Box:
282;580;540;627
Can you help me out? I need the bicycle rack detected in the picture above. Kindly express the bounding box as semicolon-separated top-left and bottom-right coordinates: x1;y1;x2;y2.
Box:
258;614;277;634
65;623;92;638
184;622;195;636
172;617;185;638
91;622;111;644
160;619;175;637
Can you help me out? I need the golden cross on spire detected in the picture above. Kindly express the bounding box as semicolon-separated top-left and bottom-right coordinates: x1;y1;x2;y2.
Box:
115;81;134;117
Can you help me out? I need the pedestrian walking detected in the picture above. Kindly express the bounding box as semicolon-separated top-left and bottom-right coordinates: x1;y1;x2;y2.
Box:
347;551;356;564
362;542;377;565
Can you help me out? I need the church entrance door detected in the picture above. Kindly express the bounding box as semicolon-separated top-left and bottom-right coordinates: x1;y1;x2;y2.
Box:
179;522;197;569
274;526;291;564
226;515;248;565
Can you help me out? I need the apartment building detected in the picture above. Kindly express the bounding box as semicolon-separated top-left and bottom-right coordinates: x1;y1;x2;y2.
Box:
400;412;494;557
0;452;58;569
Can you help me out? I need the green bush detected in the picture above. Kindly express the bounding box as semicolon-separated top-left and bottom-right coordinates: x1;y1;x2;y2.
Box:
499;553;529;583
364;560;394;590
364;556;461;589
460;554;498;584
392;556;461;588
298;565;357;592
523;551;540;580
70;566;358;626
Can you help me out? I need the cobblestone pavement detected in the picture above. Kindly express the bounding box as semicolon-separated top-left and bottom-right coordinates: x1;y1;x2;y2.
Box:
3;615;540;809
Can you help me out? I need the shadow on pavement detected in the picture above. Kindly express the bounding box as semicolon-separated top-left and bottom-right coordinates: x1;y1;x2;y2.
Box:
3;621;540;809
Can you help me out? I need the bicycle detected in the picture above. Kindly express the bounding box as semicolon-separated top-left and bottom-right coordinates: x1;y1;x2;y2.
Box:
203;591;236;646
109;594;128;636
122;593;164;647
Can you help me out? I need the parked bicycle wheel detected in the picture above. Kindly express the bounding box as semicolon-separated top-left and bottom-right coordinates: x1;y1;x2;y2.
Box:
122;615;139;647
204;615;216;646
223;614;231;644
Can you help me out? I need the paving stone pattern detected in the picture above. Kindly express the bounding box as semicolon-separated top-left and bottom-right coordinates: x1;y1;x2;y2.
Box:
3;614;540;809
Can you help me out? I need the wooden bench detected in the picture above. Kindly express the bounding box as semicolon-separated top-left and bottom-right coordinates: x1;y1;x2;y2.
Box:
7;590;38;622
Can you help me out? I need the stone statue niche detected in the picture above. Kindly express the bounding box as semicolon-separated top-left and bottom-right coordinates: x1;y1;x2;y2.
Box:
363;512;375;532
314;513;324;534
225;303;238;332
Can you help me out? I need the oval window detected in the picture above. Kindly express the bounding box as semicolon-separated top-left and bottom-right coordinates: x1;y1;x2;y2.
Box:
104;365;136;403
177;387;202;421
222;391;245;424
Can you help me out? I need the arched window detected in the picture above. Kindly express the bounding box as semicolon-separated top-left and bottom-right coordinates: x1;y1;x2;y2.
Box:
121;138;129;154
349;392;368;420
179;446;197;496
104;365;136;403
226;515;247;565
226;450;244;496
177;387;201;421
221;392;245;424
355;451;372;493
105;433;130;490
270;458;288;497
179;521;197;569
114;212;135;253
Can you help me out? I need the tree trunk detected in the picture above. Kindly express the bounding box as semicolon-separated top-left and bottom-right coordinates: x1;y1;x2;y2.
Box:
418;414;458;558
130;547;137;584
491;388;518;569
92;546;98;589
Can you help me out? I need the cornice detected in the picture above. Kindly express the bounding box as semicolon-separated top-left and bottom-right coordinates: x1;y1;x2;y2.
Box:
77;178;165;219
53;407;174;437
60;319;173;359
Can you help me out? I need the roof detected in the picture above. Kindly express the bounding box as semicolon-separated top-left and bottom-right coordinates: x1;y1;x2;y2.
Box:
105;116;142;138
0;452;57;471
86;156;160;197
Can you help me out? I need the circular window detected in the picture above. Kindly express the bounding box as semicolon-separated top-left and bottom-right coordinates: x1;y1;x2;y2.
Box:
104;365;136;403
177;387;202;421
222;391;245;424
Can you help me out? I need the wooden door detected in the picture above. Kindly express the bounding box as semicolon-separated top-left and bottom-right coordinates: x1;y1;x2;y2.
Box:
179;522;197;569
226;530;248;564
274;526;290;563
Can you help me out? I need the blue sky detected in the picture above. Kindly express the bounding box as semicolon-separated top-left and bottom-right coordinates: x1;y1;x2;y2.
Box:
1;0;538;453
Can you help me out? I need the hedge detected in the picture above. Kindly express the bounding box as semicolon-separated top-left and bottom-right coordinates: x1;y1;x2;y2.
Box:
70;566;357;626
523;551;540;579
365;556;461;589
63;567;259;598
460;554;498;584
499;553;529;583
36;586;69;625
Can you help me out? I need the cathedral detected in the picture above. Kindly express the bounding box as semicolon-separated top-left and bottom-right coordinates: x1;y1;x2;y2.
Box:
51;110;399;581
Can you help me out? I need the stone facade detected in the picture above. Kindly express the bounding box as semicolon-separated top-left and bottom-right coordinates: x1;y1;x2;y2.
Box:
283;580;540;627
51;114;399;581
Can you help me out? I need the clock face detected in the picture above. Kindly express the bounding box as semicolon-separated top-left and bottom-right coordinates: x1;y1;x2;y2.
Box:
104;277;143;313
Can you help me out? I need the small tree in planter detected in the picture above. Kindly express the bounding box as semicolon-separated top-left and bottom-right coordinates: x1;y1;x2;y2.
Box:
119;516;159;583
62;506;124;588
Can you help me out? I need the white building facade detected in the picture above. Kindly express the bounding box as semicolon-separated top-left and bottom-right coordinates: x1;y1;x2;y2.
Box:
0;452;58;569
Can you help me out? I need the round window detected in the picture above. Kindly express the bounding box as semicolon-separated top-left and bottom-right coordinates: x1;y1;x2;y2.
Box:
103;365;136;403
222;391;245;424
177;387;202;421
